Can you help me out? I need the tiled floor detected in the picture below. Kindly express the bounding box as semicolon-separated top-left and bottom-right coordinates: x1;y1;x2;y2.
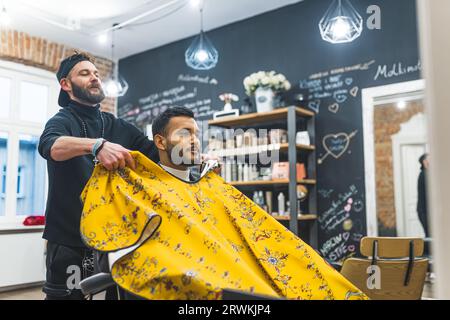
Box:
0;282;436;300
422;282;435;299
0;286;106;300
0;286;45;300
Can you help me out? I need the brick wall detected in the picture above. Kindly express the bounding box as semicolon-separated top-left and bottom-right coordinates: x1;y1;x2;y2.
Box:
0;29;116;113
374;101;424;236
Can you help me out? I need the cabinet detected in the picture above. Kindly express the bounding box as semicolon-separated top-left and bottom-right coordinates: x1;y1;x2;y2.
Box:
208;106;318;247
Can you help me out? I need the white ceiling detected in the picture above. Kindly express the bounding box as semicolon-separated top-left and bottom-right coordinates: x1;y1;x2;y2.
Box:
6;0;303;60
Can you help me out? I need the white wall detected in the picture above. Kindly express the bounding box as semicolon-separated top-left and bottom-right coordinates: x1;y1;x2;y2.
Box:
0;228;46;290
0;60;54;292
417;0;450;300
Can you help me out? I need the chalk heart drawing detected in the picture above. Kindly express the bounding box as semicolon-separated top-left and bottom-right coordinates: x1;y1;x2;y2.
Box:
318;130;357;165
308;100;321;113
323;133;352;159
345;78;353;86
328;103;340;114
350;86;359;97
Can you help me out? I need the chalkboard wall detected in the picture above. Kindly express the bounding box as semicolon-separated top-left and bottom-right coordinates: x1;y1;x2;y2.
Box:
118;0;421;262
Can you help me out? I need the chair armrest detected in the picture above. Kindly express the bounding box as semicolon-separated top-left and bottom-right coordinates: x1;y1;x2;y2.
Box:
79;273;115;296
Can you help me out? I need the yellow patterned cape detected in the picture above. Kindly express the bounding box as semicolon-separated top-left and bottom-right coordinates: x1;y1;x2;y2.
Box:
80;152;367;300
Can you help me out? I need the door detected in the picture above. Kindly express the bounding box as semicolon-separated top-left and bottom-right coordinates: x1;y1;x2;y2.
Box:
399;143;427;237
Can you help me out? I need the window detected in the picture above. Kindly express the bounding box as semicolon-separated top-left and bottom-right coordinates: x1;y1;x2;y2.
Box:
19;81;49;124
0;77;11;119
0;61;59;224
0;132;8;216
16;135;47;216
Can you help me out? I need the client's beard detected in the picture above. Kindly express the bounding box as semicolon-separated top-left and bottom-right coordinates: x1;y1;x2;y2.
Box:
167;142;200;167
72;82;106;105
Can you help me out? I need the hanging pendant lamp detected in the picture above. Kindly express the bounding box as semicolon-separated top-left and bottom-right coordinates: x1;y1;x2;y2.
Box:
319;0;363;44
103;24;129;98
185;4;218;70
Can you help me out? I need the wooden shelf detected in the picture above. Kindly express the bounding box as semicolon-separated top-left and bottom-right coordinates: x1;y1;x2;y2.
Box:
280;143;315;152
210;143;315;157
208;105;317;242
208;106;314;128
229;179;316;186
274;214;317;221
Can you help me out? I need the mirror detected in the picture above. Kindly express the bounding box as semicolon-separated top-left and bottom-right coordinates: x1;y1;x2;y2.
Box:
362;80;434;297
363;80;429;239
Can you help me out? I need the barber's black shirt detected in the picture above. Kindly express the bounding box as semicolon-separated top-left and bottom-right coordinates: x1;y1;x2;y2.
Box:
38;100;159;248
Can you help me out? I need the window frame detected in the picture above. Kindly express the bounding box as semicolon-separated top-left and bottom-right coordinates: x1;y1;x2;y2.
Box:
0;60;60;225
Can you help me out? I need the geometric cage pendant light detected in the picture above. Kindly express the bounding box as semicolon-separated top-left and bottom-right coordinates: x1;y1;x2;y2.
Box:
185;3;218;70
103;24;129;98
319;0;363;44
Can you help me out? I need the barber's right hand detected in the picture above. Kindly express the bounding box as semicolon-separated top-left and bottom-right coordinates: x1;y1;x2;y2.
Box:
96;142;136;171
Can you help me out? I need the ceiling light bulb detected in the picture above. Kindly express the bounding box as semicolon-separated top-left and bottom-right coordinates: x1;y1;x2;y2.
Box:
195;49;208;62
397;101;407;110
103;76;128;98
98;33;108;44
105;80;119;97
98;33;108;45
190;0;202;8
331;16;350;39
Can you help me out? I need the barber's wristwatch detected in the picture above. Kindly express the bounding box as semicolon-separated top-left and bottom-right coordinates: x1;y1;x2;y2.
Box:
92;138;107;164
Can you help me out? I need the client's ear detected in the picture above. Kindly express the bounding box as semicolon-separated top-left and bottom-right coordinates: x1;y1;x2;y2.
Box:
154;134;167;151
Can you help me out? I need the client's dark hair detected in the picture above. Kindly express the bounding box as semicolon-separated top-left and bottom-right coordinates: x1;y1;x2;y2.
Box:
152;106;195;137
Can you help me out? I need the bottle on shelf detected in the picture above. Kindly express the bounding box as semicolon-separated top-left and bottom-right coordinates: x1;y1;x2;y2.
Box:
243;163;249;181
220;160;226;180
286;201;290;217
251;164;259;181
252;190;265;210
278;192;285;216
237;163;243;181
253;191;259;204
258;191;266;211
265;191;273;215
225;160;232;182
231;160;237;181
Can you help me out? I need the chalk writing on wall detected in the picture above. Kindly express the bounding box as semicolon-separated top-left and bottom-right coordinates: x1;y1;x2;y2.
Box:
300;60;376;114
118;79;216;128
373;60;421;81
319;184;365;262
318;130;358;165
177;74;219;85
318;188;334;199
319;185;359;233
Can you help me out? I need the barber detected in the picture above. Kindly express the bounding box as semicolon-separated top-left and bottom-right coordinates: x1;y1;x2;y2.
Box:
38;51;159;300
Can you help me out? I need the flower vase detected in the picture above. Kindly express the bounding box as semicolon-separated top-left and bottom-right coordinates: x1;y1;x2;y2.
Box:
254;87;274;113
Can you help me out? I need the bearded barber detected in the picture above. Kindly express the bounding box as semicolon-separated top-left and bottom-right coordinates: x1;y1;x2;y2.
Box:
38;51;159;300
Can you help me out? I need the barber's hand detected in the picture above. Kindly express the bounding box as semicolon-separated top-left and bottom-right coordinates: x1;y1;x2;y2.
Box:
96;142;136;171
201;154;220;162
201;154;222;175
212;165;222;175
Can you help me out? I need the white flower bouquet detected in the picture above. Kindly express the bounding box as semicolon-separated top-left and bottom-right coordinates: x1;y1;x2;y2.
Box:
243;71;292;96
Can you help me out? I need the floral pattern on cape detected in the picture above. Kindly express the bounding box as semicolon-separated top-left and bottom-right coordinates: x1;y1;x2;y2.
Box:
80;152;367;300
